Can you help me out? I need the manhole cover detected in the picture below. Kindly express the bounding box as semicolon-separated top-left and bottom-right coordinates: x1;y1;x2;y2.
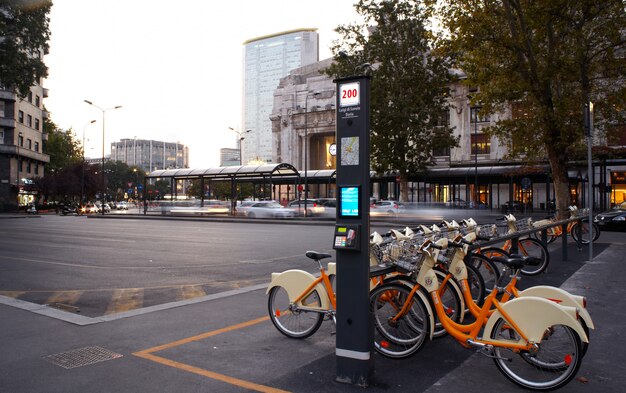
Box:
43;346;123;369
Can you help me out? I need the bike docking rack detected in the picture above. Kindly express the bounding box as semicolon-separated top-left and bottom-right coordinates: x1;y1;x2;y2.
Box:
368;212;589;280
475;214;589;261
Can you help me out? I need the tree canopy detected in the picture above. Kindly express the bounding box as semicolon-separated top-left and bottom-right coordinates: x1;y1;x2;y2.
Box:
325;0;458;201
0;0;51;97
429;0;626;216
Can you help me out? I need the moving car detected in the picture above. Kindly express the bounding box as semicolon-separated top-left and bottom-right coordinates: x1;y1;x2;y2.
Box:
370;200;403;216
594;202;626;231
287;199;326;216
238;201;297;219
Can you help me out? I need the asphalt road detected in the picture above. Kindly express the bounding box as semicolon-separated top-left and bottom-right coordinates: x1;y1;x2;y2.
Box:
0;215;339;316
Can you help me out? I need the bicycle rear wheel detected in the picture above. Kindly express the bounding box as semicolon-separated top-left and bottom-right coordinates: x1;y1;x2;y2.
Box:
570;221;600;244
370;282;430;359
490;318;583;391
267;286;323;339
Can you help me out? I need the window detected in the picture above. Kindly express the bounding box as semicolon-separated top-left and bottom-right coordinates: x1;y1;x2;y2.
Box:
35;118;40;130
18;159;22;172
18;135;23;147
27;139;32;149
27;115;32;127
27;161;31;173
433;146;451;157
0;101;5;117
34;141;39;152
35;163;39;175
0;129;4;144
18;110;24;123
28;91;33;102
35;95;40;107
471;133;490;155
470;107;490;123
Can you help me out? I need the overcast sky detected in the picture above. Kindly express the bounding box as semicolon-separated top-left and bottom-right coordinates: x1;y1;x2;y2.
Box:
44;0;363;168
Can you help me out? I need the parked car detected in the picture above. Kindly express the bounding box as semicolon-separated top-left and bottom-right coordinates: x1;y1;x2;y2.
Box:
501;200;525;213
170;200;230;215
370;200;403;216
287;199;326;216
594;202;626;231
115;201;129;210
25;204;37;215
238;201;297;219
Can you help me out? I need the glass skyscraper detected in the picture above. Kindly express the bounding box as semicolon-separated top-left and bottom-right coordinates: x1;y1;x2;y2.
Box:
243;29;319;164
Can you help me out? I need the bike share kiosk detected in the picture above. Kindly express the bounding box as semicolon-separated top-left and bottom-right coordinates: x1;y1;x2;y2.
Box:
333;76;373;385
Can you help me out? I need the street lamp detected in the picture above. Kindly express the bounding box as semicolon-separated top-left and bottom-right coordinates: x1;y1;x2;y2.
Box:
228;127;251;165
84;100;122;215
16;131;23;210
471;104;482;209
81;120;96;205
304;91;321;217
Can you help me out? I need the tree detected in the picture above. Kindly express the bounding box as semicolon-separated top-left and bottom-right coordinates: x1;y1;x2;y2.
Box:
325;0;458;201
430;0;626;217
43;117;83;175
0;0;51;97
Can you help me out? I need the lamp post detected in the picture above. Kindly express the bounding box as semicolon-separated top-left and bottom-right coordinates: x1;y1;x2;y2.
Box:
304;91;320;217
84;100;122;215
228;127;251;165
471;105;482;209
16;131;23;210
81;120;96;205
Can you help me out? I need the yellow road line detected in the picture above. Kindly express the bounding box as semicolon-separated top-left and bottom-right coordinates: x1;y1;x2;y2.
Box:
46;290;84;305
105;288;143;315
179;285;206;300
132;316;290;393
134;352;289;393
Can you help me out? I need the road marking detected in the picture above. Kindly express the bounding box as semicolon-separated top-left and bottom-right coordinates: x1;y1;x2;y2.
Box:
0;291;25;298
46;290;83;305
133;316;290;393
179;285;206;300
105;289;143;315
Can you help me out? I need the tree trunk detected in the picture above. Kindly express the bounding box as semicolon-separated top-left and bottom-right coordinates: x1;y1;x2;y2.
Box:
546;145;571;220
399;175;410;202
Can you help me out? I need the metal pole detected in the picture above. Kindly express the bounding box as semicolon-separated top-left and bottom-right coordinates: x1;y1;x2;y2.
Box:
587;102;594;262
16;132;22;211
304;94;309;217
304;91;320;217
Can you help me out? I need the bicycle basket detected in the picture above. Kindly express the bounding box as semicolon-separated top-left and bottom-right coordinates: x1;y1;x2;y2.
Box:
514;217;533;232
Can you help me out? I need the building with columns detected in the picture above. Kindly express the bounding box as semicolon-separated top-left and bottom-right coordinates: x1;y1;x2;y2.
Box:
270;58;626;210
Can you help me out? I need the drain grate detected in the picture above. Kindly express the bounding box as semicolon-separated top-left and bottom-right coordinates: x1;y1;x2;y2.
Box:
43;346;123;369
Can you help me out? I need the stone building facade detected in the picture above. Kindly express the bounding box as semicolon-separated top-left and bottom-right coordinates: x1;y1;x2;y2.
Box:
270;58;626;210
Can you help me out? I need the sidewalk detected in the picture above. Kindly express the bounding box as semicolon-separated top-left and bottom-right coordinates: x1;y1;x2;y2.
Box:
0;233;624;392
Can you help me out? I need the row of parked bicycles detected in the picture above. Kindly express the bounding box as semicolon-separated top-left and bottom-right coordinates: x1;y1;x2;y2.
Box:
266;209;596;391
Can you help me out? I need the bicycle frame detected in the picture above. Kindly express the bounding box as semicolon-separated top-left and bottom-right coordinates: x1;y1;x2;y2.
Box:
412;238;588;348
267;262;336;313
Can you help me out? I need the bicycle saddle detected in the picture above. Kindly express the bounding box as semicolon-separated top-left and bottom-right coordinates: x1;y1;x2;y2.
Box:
305;251;332;261
491;255;542;270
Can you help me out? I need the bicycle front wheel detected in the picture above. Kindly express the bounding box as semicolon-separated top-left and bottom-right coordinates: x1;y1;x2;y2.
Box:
370;282;430;359
490;319;583;391
466;252;501;293
517;238;550;276
267;286;323;339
